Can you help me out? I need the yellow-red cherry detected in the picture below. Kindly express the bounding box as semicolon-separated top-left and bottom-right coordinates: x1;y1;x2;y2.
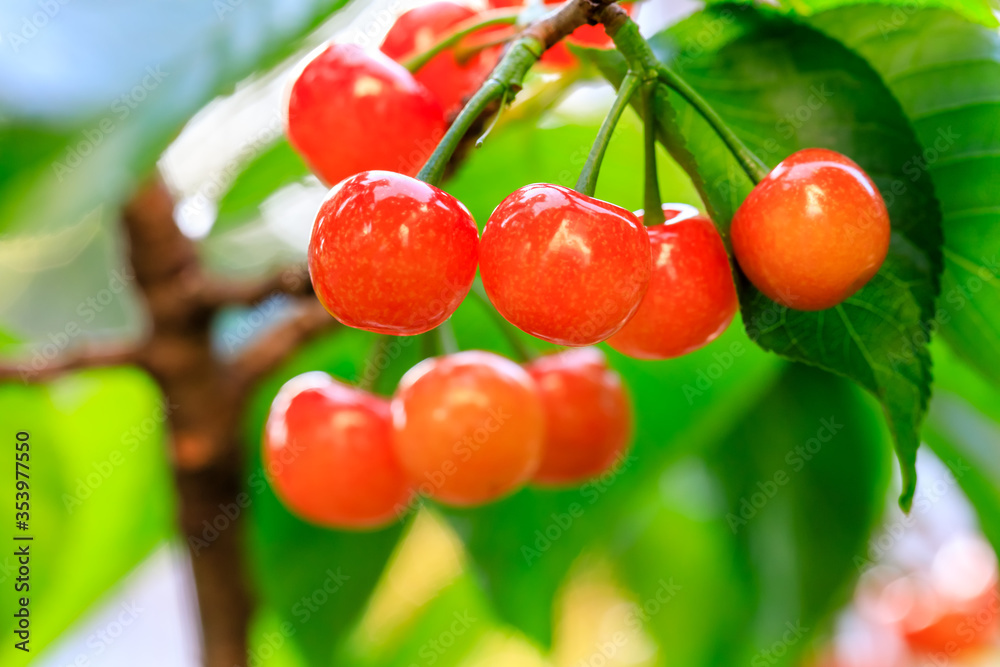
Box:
730;148;890;311
608;205;738;360
525;347;632;486
391;351;544;506
286;43;446;186
308;170;479;335
479;184;651;346
381;2;502;115
263;372;412;529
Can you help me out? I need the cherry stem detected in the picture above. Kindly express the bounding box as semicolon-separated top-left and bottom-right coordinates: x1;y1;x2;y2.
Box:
575;72;640;198
358;334;391;392
436;319;460;355
417;36;544;186
641;81;665;226
402;9;522;73
469;282;534;362
604;16;770;185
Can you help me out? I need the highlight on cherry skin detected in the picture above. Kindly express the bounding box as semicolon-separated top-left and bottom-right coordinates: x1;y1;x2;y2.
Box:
285;42;446;187
263;372;413;530
525;347;632;486
479;183;652;347
730;147;891;311
381;1;502;115
308;170;480;336
390;350;545;507
608;204;739;360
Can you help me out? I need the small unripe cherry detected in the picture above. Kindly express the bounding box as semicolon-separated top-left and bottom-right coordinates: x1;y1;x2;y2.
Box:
286;43;446;186
608;205;738;359
391;351;544;506
263;372;412;529
525;347;632;486
381;2;502;115
479;184;651;346
730;148;890;311
308;170;479;335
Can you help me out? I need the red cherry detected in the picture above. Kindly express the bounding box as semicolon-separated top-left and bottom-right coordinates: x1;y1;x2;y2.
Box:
391;351;544;506
308;170;479;335
525;347;632;486
730;148;890;311
263;372;412;529
608;205;738;359
286;43;446;186
381;2;503;115
479;183;651;346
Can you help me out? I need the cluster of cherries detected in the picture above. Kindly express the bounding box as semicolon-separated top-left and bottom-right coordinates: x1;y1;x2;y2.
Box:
265;346;630;528
267;1;893;529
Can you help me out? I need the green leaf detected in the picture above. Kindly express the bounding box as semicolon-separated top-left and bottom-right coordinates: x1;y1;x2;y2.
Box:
0;368;175;665
707;0;997;28
212;138;311;237
244;326;411;665
808;7;1000;389
922;342;1000;555
0;0;350;238
579;5;943;509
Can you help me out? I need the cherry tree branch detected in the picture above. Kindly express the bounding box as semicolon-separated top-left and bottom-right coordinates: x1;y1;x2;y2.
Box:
0;344;145;384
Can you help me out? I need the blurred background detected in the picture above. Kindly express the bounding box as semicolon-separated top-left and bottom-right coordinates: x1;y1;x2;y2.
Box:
1;0;999;665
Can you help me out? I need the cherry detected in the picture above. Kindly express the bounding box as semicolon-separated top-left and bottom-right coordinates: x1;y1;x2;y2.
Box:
286;43;446;186
730;148;890;311
479;183;651;346
390;351;544;506
381;2;503;115
263;372;412;529
608;205;738;359
309;170;479;335
525;347;631;486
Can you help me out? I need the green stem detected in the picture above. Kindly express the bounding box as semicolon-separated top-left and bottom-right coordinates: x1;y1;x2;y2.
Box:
416;36;544;186
358;334;390;392
575;72;640;197
607;17;770;184
436;320;459;355
641;81;664;225
402;11;520;73
469;282;533;362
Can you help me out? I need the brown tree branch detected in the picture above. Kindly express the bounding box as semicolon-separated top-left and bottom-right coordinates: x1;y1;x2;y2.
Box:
199;264;313;308
0;344;144;383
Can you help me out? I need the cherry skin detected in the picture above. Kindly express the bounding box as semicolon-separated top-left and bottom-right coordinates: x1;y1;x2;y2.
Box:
309;170;479;335
730;148;890;311
390;351;544;506
525;347;632;486
381;2;502;115
263;372;412;529
286;43;446;186
608;205;739;359
479;183;651;346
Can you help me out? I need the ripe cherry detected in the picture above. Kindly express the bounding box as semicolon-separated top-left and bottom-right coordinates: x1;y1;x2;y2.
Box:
479;184;651;346
525;347;632;486
391;351;544;506
608;205;738;359
381;2;502;115
309;170;479;335
730;148;890;311
286;43;446;186
263;372;412;529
